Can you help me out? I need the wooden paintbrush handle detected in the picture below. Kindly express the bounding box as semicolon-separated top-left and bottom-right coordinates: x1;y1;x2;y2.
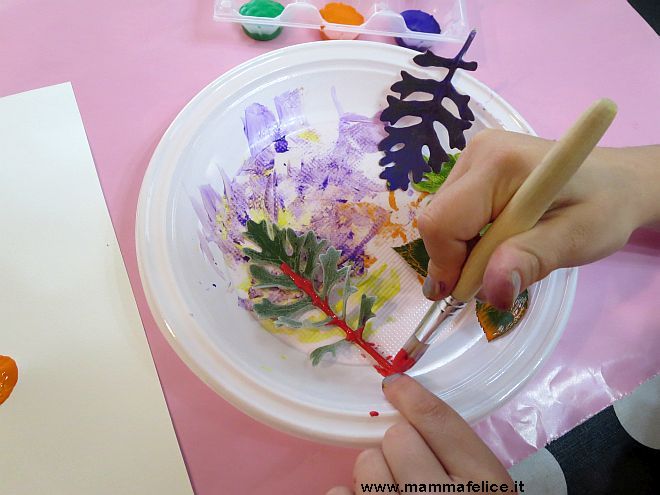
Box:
451;98;617;302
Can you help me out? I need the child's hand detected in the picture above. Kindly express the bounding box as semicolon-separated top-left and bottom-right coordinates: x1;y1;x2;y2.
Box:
327;374;513;495
417;130;660;309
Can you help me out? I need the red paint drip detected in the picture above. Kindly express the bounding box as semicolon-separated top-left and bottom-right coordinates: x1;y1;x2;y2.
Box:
280;262;395;374
369;410;380;417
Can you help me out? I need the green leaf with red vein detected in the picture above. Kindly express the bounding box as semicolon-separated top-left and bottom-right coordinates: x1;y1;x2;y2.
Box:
243;220;389;370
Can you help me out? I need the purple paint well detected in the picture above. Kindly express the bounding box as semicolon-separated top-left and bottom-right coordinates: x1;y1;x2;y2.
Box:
395;10;441;52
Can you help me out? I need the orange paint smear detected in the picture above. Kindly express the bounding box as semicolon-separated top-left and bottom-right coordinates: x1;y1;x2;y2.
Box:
380;213;409;244
382;217;408;243
412;192;429;208
334;201;408;255
388;191;399;211
320;3;364;25
336;202;408;242
363;254;377;268
0;355;18;406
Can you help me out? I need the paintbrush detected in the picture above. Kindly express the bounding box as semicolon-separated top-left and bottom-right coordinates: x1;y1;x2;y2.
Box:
391;98;618;373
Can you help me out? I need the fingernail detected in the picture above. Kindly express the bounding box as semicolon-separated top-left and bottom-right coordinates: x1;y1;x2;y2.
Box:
422;276;446;300
475;288;487;303
382;373;403;390
511;271;521;304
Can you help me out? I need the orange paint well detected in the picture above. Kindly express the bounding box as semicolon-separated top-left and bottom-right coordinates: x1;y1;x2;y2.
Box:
0;355;18;406
319;3;364;40
320;3;364;25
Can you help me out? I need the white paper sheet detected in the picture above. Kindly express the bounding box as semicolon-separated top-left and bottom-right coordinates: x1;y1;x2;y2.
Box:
0;83;193;495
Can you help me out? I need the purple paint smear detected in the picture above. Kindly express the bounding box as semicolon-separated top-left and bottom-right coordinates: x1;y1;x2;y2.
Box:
243;88;307;158
196;87;388;280
275;89;307;136
243;103;279;158
285;113;383;202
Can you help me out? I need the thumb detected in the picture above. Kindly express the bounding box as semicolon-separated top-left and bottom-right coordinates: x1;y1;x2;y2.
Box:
382;374;512;482
481;207;599;310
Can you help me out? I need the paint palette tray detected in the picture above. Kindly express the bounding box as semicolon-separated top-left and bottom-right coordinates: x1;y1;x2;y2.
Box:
214;0;469;47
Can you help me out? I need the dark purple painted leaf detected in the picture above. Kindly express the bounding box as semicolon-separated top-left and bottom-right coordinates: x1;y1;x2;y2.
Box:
379;30;478;190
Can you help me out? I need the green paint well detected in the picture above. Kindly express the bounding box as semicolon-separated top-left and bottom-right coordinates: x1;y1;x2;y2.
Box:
239;0;285;41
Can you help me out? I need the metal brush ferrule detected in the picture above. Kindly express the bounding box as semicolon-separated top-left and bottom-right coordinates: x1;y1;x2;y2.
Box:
397;295;467;370
413;295;466;346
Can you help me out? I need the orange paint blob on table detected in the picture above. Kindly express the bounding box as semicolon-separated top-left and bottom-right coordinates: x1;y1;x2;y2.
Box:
0;355;18;406
320;3;364;40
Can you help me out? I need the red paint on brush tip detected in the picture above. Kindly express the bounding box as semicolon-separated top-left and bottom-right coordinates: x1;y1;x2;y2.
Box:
373;349;416;377
390;349;417;374
369;410;380;417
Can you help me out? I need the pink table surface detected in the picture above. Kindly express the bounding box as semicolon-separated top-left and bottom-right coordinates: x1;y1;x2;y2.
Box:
2;0;659;493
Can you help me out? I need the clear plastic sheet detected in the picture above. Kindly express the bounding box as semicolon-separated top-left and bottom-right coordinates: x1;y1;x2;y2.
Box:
473;229;660;467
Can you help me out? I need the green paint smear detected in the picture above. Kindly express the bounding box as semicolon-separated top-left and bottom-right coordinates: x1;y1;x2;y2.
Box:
411;153;459;194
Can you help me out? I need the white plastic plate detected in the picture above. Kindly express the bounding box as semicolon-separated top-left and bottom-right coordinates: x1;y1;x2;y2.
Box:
136;41;577;447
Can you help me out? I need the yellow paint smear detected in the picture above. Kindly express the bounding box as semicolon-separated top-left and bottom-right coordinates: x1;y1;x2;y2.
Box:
298;129;320;142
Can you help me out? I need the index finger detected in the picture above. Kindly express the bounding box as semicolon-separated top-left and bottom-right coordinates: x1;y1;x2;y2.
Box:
382;374;512;484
